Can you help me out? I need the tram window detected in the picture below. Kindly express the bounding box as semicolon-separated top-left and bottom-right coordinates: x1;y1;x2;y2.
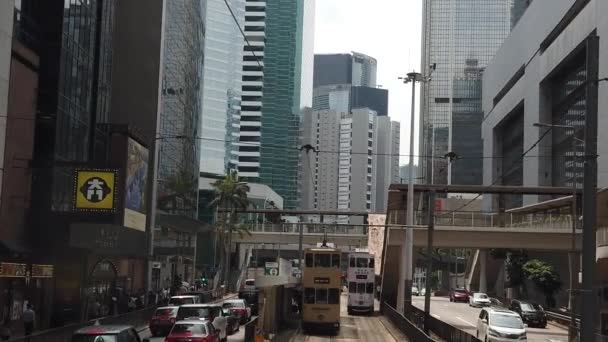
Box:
305;253;313;267
349;282;356;293
369;258;375;269
328;289;340;304
315;254;330;267
357;258;368;268
304;288;315;304
332;254;340;268
316;288;328;304
366;283;374;294
357;283;365;294
349;257;355;267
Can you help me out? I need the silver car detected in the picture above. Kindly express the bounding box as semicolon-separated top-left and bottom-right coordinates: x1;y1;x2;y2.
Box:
469;292;491;307
477;308;527;341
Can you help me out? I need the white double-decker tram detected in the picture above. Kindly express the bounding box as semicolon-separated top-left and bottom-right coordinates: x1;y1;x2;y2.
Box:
346;252;375;315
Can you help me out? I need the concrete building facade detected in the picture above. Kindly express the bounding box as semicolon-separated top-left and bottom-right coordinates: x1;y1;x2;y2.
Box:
481;0;608;332
375;117;400;212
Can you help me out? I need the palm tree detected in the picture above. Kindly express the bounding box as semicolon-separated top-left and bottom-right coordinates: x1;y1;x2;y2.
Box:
209;171;250;288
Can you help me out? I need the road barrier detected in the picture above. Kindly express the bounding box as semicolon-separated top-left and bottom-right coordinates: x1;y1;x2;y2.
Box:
381;301;433;342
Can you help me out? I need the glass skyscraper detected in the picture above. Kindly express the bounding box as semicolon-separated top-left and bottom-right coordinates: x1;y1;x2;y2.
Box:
158;0;205;218
200;0;244;175
420;0;519;185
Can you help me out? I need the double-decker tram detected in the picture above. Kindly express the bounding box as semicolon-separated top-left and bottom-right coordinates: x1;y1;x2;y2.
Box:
347;252;375;315
301;246;341;334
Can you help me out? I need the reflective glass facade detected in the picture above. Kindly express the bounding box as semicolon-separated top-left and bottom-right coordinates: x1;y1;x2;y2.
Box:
420;0;515;185
158;0;205;218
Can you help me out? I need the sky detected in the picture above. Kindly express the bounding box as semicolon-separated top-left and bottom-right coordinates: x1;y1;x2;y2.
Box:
314;0;423;166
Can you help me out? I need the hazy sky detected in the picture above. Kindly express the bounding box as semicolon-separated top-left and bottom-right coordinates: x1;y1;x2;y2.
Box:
314;0;423;166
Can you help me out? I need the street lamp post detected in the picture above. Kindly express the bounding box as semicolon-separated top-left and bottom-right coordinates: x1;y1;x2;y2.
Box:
533;122;581;341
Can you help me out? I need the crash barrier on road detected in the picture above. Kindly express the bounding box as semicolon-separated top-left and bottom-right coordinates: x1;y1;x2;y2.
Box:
381;301;433;342
408;305;481;342
6;289;227;342
244;316;259;342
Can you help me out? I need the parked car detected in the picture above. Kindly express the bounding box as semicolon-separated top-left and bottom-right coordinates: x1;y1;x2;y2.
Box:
238;290;259;316
168;295;199;306
469;292;491;307
449;288;469;303
411;286;419;296
149;306;178;336
223;298;251;324
476;308;527;341
243;278;256;291
223;308;240;335
165;320;220;342
176;304;227;342
509;300;547;328
420;287;427;296
72;325;147;342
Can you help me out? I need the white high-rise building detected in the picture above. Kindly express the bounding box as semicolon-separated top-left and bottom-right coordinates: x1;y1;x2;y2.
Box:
200;0;245;174
232;0;266;178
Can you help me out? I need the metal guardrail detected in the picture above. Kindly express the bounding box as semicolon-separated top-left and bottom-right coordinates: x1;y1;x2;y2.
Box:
247;222;367;235
408;305;481;342
415;210;579;231
381;302;433;342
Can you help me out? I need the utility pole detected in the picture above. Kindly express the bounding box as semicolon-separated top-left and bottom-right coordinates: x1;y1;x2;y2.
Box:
424;191;435;334
580;34;599;342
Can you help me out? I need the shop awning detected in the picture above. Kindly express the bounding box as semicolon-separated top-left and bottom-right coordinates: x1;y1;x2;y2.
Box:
0;240;32;255
158;213;212;234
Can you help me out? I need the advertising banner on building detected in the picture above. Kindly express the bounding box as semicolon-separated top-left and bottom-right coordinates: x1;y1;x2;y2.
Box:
123;138;149;231
73;169;118;212
367;213;386;276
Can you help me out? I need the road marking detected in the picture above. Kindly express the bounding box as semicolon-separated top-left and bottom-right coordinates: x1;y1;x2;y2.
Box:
431;314;441;319
457;317;476;327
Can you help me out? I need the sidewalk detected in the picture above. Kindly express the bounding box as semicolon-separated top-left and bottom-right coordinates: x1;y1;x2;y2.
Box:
378;315;410;342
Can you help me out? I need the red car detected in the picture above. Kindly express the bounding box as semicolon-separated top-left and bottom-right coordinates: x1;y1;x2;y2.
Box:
149;306;178;336
222;299;251;324
449;288;469;303
165;320;220;342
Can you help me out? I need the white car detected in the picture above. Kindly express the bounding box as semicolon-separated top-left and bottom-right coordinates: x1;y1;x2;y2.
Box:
469;292;491;307
420;287;426;296
477;308;527;341
411;286;419;296
176;304;228;342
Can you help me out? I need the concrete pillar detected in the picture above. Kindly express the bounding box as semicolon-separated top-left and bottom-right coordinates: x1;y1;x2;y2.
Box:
397;241;406;313
479;249;487;293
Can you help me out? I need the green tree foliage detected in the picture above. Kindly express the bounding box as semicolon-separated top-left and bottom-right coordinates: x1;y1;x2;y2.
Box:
522;259;562;308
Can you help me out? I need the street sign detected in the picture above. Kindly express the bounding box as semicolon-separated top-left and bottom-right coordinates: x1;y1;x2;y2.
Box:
264;262;279;276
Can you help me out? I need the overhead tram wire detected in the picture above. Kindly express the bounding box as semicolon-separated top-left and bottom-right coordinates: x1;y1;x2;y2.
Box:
223;0;263;69
157;134;583;161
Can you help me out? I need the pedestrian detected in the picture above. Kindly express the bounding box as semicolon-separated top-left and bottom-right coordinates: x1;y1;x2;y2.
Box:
22;304;35;337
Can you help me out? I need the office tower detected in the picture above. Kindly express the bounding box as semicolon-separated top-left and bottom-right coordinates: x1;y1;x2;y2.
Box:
157;0;205;219
200;0;245;175
420;0;513;185
312;84;352;113
375;117;400;212
236;0;311;209
511;0;534;29
314;52;377;88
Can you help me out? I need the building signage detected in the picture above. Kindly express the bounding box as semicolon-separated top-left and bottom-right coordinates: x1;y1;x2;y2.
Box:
73;169;118;212
31;264;54;278
313;277;330;284
0;263;27;277
123;138;148;231
355;274;367;280
70;223;147;257
264;262;279;276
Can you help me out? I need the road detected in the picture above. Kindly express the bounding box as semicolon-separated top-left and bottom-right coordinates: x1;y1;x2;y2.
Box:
412;296;568;342
294;294;407;342
141;324;246;342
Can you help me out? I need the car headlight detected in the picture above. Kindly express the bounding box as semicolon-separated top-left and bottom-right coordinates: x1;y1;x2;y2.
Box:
488;328;500;337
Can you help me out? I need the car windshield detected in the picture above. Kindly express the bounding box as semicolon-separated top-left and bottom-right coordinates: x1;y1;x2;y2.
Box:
171;323;207;335
223;302;245;308
475;294;488;299
178;307;220;320
520;303;536;312
492;314;524;329
455;289;467;293
72;335;117;342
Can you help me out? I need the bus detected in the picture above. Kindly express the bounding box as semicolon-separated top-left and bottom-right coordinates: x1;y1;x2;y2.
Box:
302;247;341;334
346;252;375;315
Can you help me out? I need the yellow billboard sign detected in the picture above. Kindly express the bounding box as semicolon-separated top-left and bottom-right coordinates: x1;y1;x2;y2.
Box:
73;169;117;211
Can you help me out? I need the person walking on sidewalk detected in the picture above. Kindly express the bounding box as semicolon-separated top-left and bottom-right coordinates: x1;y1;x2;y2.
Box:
22;304;35;337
